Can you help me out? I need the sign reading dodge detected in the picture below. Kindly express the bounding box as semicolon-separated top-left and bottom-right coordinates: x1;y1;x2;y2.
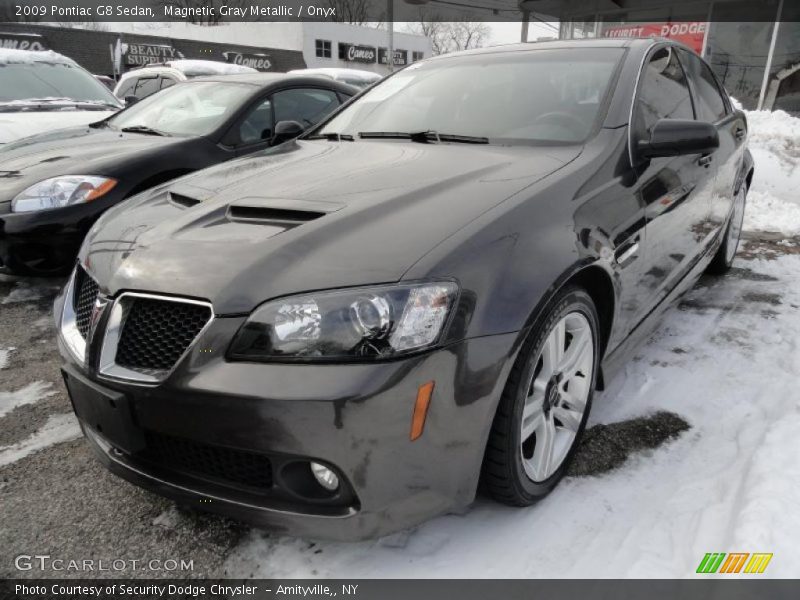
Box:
0;33;48;51
124;43;183;66
339;43;376;64
223;52;272;71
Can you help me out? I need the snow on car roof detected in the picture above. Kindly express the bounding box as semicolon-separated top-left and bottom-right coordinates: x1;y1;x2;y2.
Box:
164;59;257;76
0;47;76;66
289;68;381;81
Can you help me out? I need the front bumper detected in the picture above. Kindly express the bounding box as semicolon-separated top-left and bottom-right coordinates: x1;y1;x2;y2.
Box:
56;289;519;540
0;196;117;274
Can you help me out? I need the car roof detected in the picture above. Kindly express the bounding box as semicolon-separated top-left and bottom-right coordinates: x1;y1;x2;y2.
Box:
424;37;657;62
187;72;360;95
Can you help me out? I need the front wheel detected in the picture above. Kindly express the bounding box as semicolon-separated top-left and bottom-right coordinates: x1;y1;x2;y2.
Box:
707;182;747;274
482;286;600;505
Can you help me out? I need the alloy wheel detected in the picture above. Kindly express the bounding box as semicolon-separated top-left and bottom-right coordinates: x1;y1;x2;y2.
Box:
520;311;594;482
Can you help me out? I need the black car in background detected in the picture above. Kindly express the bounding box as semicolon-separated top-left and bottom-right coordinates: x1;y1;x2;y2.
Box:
0;73;356;275
57;39;753;540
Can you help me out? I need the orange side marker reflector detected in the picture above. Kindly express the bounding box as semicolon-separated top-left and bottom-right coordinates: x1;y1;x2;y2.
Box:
410;381;435;441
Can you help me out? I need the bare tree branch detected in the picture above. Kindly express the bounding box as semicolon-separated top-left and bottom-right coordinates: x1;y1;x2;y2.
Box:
404;9;489;56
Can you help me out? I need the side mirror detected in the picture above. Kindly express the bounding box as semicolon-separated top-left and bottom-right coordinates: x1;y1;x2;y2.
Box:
637;119;719;159
272;120;305;145
124;95;139;107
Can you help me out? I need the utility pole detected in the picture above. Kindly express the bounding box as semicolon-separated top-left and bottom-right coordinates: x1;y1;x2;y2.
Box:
388;0;395;72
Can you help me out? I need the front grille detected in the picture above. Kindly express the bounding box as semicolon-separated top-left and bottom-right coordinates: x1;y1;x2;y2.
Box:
115;297;211;372
139;431;273;492
73;267;99;340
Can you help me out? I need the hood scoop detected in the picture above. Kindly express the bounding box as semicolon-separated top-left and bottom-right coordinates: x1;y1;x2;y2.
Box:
225;197;345;227
169;192;202;208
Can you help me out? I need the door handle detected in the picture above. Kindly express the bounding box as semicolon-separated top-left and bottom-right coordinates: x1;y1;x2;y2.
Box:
697;155;713;168
734;127;746;140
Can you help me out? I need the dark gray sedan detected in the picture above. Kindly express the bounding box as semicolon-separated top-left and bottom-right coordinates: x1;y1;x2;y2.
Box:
55;39;752;540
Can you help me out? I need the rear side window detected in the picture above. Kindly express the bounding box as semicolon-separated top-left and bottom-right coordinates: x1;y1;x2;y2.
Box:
635;46;694;137
159;76;177;90
677;49;728;122
272;88;340;127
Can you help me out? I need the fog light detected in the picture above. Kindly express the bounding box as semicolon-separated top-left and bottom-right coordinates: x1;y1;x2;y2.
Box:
310;462;339;491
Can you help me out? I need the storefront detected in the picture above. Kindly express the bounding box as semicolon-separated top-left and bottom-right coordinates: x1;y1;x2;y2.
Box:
0;23;306;77
526;0;800;114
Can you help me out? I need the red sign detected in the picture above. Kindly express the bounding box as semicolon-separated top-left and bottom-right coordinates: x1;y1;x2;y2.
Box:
602;22;708;53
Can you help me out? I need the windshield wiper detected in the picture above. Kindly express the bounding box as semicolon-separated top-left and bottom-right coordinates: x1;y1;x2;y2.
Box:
358;131;489;144
307;132;355;141
120;125;169;137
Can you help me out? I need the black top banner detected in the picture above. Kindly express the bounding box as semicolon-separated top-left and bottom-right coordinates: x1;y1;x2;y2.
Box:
0;0;798;23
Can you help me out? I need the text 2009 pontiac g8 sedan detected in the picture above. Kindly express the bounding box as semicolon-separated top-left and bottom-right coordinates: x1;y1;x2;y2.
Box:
56;39;753;540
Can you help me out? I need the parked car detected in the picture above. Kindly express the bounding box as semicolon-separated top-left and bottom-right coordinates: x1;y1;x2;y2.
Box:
56;39;753;540
289;67;381;89
113;60;258;103
0;48;122;146
0;73;356;275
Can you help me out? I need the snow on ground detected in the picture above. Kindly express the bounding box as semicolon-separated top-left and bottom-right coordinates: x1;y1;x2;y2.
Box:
742;108;800;235
0;413;81;467
0;277;62;305
0;380;55;418
225;108;800;578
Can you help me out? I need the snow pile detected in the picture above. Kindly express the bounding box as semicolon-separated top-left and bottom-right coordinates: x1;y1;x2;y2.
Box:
0;347;15;369
0;381;55;418
0;413;81;467
742;108;800;235
0;48;74;66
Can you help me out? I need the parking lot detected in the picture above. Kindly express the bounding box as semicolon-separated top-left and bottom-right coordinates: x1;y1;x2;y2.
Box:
2;226;799;578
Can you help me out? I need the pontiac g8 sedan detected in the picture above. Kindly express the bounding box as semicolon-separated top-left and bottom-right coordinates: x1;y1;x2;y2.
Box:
56;39;752;540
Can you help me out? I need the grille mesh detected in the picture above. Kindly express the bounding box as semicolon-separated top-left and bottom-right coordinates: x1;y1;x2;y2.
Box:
139;431;273;491
115;298;211;372
73;268;99;340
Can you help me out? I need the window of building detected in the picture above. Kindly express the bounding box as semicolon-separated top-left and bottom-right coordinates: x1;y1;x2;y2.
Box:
315;39;332;59
635;46;694;138
412;51;424;62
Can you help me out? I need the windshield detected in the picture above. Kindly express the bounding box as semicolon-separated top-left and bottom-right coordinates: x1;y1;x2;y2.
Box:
0;61;120;108
320;48;624;144
109;81;254;137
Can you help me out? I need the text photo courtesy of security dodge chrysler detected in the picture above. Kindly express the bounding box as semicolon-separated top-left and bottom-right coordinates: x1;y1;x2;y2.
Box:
56;39;752;540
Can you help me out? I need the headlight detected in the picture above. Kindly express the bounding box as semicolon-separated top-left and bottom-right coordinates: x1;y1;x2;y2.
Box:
11;176;117;213
229;282;459;362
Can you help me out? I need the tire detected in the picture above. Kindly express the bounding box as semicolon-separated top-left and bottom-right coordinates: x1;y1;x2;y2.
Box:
482;286;600;505
707;182;747;275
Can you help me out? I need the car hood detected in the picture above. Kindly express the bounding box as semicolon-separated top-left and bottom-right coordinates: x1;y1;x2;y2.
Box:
82;139;581;314
0;127;186;203
0;110;115;145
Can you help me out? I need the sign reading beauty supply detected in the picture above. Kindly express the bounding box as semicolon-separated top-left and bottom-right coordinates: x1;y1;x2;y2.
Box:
124;43;183;66
0;33;48;51
602;22;707;53
379;48;408;67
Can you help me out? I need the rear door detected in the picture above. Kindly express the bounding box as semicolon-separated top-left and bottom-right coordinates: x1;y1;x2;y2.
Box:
631;45;717;316
677;48;747;238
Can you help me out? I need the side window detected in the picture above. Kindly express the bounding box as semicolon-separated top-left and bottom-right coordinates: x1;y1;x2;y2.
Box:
239;98;274;145
635;46;694;138
116;78;136;98
159;76;177;90
677;49;728;122
272;88;340;128
134;77;160;99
